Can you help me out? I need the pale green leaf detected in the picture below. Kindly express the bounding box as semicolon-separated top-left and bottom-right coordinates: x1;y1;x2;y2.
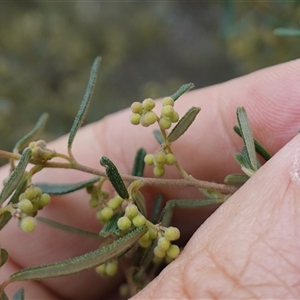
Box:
273;28;300;37
171;83;194;101
131;148;146;177
0;248;8;267
68;57;101;151
167;106;200;143
153;129;164;145
13;113;49;153
99;213;122;237
0;148;31;205
9;226;147;282
224;173;249;184
12;288;24;300
36;177;100;195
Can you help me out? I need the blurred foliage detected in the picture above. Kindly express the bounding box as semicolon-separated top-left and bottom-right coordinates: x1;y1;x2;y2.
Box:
0;1;300;166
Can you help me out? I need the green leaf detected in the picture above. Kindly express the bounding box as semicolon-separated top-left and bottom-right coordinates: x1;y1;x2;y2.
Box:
37;217;102;239
13;113;49;153
0;248;8;267
131;148;146;177
273;27;300;37
68;57;101;151
171;83;194;101
36;177;100;195
131;190;147;217
233;125;271;161
9;226;146;282
150;194;163;223
100;156;129;199
224;173;249;184
0;291;9;300
160;199;222;227
12;288;24;300
234;153;250;169
236;107;257;171
167;106;200;143
153;129;164;145
99;213;122;237
0;148;31;205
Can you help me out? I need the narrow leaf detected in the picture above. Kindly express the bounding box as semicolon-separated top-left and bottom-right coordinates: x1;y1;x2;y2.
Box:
153;129;164;145
131;148;146;177
151;194;163;223
171;83;194;101
36;177;100;195
131;190;147;217
9;226;146;282
234;125;271;161
0;248;8;267
13;113;49;153
0;148;31;205
224;173;249;184
273;27;300;37
0;291;9;300
68;57;101;150
236;107;257;170
37;217;102;239
234;153;250;169
12;288;24;300
99;213;122;237
100;156;129;199
160;199;222;227
167;106;200;143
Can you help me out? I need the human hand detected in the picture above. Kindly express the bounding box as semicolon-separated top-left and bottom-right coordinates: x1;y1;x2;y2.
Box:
1;60;300;299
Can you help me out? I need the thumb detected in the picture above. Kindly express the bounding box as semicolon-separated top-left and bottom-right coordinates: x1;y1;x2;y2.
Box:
132;133;300;299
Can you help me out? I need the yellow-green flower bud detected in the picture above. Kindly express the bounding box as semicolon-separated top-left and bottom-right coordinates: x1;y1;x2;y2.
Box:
164;226;180;241
97;207;114;223
105;260;118;276
165;153;177;165
148;227;157;239
159;117;172;130
154;152;166;165
170;111;179;123
138;238;152;248
157;237;171;251
162;97;174;107
154;245;166;258
161;105;175;119
25;186;42;200
119;284;130;297
18;199;33;214
95;263;106;276
39;193;51;207
132;214;146;227
166;244;180;259
130;113;141;125
140;115;149;127
142;98;155;110
131;102;143;114
117;216;132;230
153;165;165;177
107;195;123;210
144;154;154;165
89;197;99;208
19;216;37;233
125;204;139;219
143;111;157;126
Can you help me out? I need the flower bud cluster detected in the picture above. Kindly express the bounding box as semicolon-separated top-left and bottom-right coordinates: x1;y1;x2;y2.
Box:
130;98;158;127
95;259;118;277
29;140;55;161
158;97;179;130
17;185;51;233
117;203;146;231
144;151;177;177
96;195;124;224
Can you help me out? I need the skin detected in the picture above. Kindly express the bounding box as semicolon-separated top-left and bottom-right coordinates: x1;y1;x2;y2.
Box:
1;59;300;299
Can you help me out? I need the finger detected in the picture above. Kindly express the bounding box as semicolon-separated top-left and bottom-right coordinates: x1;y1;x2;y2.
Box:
1;60;300;299
132;122;300;299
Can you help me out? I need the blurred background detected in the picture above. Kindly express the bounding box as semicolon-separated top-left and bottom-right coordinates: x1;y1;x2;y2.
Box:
1;1;300;163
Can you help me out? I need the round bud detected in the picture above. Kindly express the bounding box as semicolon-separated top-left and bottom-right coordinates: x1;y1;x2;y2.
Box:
154;152;166;165
89;197;99;208
39;193;51;207
139;115;149;127
107;195;123;210
144;154;154;165
97;207;114;223
95;264;106;276
165;153;177;165
131;102;143;114
29;141;37;149
25;186;42;200
161;105;175;119
117;216;132;231
154;245;166;258
159;117;172;130
19;216;37;233
152;255;163;264
148;227;157;239
139;231;150;242
119;284;130;297
143;111;157;126
138;238;152;248
18;199;33;214
162;97;174;107
157;237;171;251
19;192;26;201
142;98;155;111
132;214;146;227
105;260;118;276
130;113;141;125
165;255;174;264
153;165;165;177
164;226;180;241
125;204;139;219
36;140;47;148
166;244;180;259
170;111;179;123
